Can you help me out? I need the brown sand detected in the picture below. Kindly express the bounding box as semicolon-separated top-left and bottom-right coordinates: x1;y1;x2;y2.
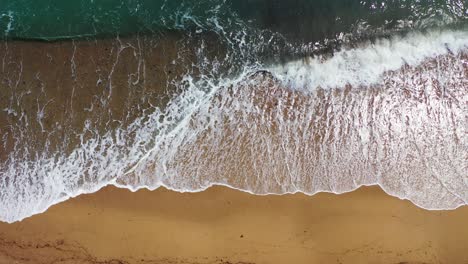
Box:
1;37;467;264
0;186;467;264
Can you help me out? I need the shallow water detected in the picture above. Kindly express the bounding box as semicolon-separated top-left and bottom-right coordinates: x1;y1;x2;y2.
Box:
0;0;467;223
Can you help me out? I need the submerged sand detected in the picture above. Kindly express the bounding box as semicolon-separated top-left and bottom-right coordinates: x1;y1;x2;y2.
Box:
1;35;467;264
0;186;467;264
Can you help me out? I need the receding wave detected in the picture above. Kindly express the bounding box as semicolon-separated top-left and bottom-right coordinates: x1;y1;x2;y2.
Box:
0;1;467;223
0;27;466;223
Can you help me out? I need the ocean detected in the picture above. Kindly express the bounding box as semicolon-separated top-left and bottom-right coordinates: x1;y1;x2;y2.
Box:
0;0;467;223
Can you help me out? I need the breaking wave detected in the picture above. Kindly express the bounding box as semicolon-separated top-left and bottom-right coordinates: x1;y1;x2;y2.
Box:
0;0;467;223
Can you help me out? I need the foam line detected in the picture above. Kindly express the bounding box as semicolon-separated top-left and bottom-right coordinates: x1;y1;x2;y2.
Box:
269;29;468;90
0;29;467;223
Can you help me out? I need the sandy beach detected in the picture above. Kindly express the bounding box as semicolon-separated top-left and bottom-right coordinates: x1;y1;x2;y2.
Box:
1;23;467;264
0;186;467;264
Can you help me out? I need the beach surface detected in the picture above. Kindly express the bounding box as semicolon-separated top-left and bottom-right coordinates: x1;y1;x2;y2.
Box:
0;186;467;264
1;2;468;263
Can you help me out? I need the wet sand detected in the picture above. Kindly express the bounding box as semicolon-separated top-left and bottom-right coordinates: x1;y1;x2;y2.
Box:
0;186;467;264
1;35;467;264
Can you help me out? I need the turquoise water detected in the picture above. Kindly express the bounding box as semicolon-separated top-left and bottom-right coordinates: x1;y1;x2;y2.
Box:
1;0;466;41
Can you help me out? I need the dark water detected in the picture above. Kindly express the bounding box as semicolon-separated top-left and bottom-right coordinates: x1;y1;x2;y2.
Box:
1;0;466;40
0;0;467;223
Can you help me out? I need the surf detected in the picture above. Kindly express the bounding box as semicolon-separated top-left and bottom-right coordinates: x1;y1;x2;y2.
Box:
0;27;466;223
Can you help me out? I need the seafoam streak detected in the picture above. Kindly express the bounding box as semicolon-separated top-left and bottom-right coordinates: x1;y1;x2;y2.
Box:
269;29;468;90
0;29;467;223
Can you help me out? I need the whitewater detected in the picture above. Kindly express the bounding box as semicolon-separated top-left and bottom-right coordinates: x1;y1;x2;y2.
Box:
0;27;466;223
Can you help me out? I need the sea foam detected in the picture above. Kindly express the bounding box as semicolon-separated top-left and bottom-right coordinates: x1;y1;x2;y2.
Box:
269;29;468;90
0;29;467;223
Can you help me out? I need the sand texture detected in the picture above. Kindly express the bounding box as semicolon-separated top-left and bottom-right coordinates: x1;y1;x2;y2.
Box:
0;186;467;264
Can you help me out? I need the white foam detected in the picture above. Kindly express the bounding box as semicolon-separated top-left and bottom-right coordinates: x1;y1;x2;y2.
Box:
269;29;468;90
1;11;14;36
0;29;467;223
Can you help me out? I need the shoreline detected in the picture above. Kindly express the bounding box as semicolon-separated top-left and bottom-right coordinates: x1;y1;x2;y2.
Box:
1;3;467;262
1;35;467;223
3;180;466;225
1;185;468;263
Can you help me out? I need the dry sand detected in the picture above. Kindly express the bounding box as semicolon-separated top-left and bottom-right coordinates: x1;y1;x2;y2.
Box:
0;186;467;264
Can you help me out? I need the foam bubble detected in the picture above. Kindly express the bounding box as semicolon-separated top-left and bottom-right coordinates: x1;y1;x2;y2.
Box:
0;29;467;223
269;29;468;90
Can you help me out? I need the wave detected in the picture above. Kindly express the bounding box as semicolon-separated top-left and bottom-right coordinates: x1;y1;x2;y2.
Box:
0;27;466;223
270;29;468;89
